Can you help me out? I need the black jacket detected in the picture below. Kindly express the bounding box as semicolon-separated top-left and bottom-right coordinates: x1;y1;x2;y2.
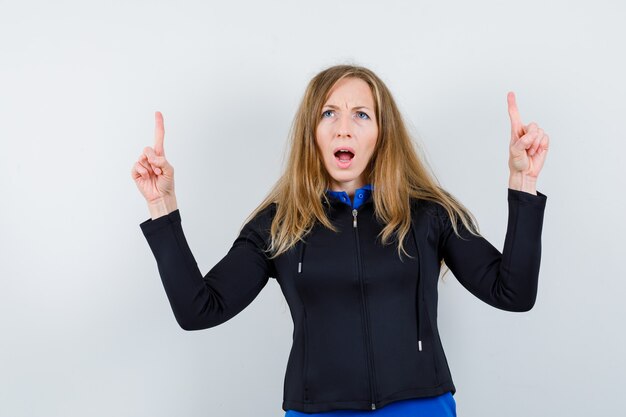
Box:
140;188;547;413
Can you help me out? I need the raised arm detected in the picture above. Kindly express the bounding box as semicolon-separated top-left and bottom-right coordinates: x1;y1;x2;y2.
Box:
440;91;550;311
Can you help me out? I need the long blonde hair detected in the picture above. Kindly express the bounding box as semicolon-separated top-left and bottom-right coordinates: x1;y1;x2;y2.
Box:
243;64;481;279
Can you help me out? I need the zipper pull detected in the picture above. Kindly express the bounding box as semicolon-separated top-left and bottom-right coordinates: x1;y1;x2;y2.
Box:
371;403;376;410
352;209;358;228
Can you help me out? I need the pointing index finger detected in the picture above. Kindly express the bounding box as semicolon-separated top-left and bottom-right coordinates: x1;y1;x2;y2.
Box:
154;111;165;156
507;91;524;138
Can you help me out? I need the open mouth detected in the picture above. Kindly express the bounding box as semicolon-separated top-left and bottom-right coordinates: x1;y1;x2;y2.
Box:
334;149;355;162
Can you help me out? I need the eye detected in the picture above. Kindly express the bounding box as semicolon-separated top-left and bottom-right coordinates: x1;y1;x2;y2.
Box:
322;110;334;118
356;111;370;120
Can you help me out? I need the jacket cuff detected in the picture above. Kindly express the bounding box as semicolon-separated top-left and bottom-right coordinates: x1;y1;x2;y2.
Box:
507;188;547;206
140;209;182;237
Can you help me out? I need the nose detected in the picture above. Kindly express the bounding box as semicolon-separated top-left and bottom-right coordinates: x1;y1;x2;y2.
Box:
335;113;353;138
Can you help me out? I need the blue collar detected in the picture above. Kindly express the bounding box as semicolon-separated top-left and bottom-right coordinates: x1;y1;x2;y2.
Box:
325;184;374;210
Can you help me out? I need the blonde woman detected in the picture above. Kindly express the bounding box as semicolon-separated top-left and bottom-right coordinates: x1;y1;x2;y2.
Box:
132;65;549;416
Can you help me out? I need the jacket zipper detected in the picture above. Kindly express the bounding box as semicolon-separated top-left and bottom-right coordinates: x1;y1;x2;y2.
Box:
353;208;378;410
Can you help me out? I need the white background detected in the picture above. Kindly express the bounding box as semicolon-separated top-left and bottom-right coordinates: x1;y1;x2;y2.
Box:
1;0;624;416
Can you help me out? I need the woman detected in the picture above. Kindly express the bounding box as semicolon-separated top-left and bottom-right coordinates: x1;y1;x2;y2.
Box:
131;65;549;416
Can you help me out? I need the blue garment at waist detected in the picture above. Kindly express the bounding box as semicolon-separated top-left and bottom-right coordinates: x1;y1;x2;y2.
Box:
285;391;456;416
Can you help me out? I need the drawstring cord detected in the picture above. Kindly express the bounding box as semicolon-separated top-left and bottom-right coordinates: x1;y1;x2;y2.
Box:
298;238;305;274
410;219;423;352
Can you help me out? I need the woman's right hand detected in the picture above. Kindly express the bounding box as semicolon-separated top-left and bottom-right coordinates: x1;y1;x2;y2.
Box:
131;111;176;205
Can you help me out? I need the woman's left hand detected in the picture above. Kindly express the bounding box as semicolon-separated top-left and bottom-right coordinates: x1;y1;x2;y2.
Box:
507;92;550;181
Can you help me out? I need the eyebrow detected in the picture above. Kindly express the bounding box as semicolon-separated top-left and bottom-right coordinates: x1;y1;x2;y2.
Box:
322;104;372;111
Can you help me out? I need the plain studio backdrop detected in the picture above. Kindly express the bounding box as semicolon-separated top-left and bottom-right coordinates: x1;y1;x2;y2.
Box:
1;0;624;416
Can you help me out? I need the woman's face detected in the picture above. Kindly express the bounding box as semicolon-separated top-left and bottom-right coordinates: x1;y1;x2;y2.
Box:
315;77;378;194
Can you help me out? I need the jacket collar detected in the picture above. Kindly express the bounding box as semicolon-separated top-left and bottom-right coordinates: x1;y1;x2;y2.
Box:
324;183;374;210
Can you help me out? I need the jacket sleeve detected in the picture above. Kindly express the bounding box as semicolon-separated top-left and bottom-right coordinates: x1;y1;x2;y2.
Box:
438;188;547;312
139;207;276;330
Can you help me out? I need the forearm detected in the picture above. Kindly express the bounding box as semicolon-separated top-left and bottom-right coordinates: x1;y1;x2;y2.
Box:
495;189;547;311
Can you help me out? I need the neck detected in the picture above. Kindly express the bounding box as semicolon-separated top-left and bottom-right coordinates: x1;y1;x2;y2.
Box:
328;180;368;197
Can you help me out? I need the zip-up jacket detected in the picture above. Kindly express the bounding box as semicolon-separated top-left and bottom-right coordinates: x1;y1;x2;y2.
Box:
139;187;547;413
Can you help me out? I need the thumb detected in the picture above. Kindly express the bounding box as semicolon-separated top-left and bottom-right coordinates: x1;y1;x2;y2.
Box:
144;149;171;176
511;130;536;156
